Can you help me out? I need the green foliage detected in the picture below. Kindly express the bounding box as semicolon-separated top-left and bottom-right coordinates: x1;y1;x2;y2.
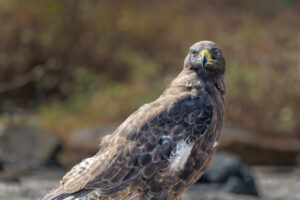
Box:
280;0;296;7
0;0;300;136
39;65;164;135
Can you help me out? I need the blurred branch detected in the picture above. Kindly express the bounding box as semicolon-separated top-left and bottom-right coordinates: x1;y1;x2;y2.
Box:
0;67;43;94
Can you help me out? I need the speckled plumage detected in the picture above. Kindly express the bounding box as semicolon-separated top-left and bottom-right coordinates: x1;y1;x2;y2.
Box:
43;41;226;200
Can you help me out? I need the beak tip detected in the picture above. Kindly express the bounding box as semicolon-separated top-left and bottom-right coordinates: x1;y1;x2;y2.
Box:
200;55;208;69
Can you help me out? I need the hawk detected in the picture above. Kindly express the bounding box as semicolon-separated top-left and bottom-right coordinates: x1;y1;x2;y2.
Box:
43;40;226;200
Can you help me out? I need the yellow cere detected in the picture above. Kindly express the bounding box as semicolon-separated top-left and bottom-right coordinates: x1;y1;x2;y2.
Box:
198;49;216;62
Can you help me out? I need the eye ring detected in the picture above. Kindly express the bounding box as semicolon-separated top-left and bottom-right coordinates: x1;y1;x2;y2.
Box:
212;50;219;58
213;50;220;56
191;50;198;56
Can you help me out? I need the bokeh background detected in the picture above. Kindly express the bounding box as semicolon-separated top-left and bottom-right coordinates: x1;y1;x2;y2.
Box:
0;0;300;200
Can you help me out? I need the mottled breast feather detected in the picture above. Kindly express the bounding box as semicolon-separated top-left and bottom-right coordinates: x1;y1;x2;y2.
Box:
81;92;213;196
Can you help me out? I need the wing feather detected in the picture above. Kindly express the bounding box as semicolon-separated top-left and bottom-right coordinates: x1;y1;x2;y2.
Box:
56;94;213;197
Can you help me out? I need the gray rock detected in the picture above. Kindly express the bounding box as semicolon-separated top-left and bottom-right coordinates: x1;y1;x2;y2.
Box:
183;186;264;200
197;152;259;196
201;152;241;183
57;124;115;167
0;123;60;168
69;125;115;153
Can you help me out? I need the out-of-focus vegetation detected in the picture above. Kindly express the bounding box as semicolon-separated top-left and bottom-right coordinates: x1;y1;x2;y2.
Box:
0;0;299;138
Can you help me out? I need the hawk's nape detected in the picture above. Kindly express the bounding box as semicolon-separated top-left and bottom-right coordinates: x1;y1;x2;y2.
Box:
43;40;226;200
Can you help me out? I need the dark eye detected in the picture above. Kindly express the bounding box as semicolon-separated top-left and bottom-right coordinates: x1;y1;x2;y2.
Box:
191;50;198;56
212;50;219;58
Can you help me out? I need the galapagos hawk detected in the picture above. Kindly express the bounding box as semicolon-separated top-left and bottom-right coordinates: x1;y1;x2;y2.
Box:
43;40;226;200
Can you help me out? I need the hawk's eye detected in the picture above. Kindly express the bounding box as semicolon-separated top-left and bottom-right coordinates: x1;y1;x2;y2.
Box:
191;50;198;57
211;50;219;58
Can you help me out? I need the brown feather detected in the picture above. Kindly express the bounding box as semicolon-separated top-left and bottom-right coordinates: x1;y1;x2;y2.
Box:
42;40;226;200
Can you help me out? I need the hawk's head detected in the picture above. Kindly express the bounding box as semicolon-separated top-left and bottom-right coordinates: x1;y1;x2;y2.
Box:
184;41;225;75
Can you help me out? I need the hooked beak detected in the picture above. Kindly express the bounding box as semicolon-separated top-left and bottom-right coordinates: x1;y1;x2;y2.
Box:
196;50;215;70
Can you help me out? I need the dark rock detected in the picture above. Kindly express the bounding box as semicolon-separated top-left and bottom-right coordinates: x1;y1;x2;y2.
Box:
183;190;264;200
220;174;258;196
200;152;240;183
0;123;60;168
235;165;258;196
197;152;259;197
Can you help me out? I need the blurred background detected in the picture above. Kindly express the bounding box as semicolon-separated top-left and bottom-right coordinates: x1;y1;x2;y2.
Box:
0;0;300;199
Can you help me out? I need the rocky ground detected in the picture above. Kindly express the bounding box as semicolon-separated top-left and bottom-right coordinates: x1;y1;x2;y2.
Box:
1;123;300;200
0;166;299;200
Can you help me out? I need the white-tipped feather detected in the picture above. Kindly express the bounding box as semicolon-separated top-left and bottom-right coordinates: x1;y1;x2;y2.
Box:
213;141;218;148
63;157;96;193
170;139;193;171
